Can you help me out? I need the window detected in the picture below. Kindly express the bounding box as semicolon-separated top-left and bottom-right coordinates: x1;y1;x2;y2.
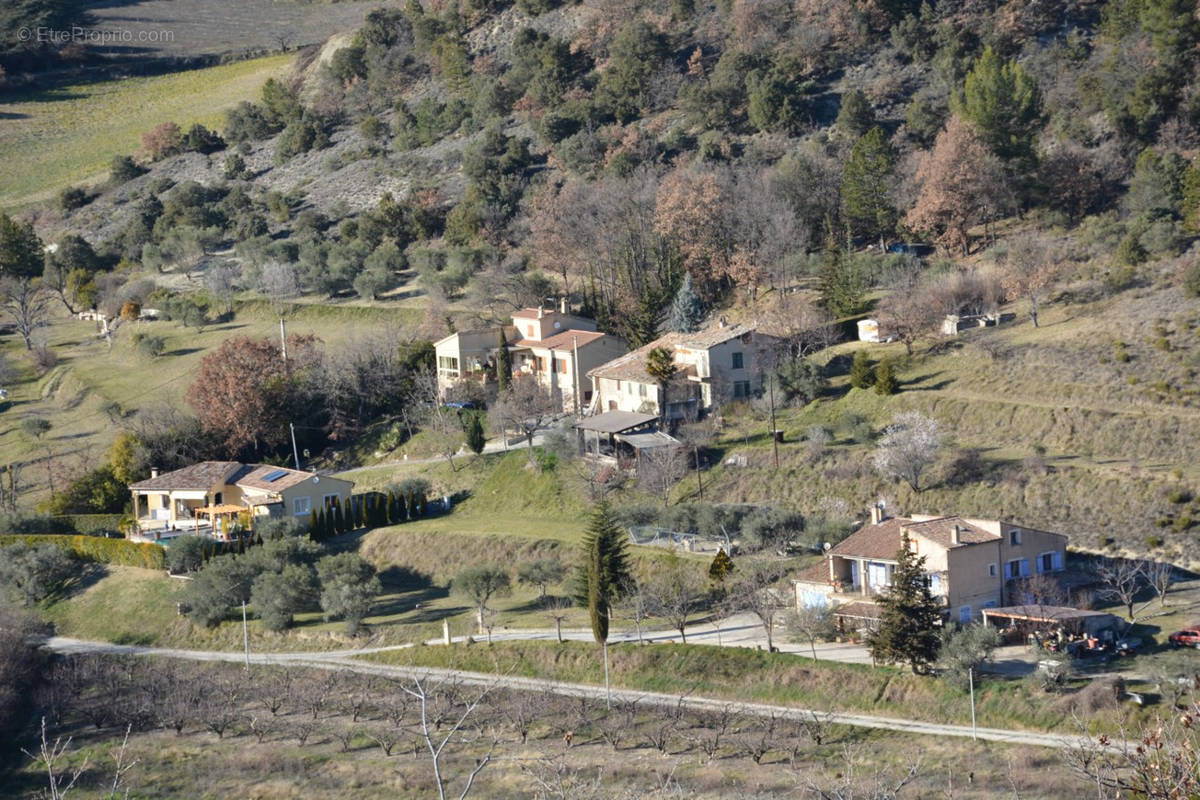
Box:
731;351;744;369
558;358;568;374
732;380;751;398
527;325;535;338
1006;559;1029;579
323;493;340;506
1009;529;1022;545
292;496;311;516
1039;551;1063;572
959;606;972;623
437;356;459;371
988;563;997;578
639;383;647;397
926;573;942;594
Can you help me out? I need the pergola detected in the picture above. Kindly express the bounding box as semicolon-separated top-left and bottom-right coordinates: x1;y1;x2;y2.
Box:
575;411;659;455
193;504;249;541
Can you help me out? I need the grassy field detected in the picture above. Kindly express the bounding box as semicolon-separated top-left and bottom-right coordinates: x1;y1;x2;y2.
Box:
0;54;293;208
692;289;1200;563
359;639;1147;735
0;300;420;498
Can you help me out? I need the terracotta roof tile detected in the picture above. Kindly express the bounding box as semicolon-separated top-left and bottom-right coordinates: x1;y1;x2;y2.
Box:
511;330;607;351
233;464;320;492
129;461;242;491
830;515;1002;561
587;333;687;382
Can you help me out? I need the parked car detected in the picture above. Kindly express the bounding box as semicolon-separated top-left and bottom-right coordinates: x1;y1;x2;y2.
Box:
1169;627;1200;648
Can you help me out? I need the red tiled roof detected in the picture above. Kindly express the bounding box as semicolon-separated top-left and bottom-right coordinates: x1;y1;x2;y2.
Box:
232;464;321;492
588;333;688;382
794;561;831;584
511;330;607;351
511;308;543;319
829;515;1001;561
129;461;241;491
828;518;908;561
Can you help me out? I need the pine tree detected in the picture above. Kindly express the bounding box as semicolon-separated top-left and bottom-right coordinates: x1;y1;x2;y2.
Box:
866;533;943;674
496;328;512;391
873;359;898;395
708;549;735;582
669;272;705;333
465;413;486;454
573;502;632;644
849;350;875;389
842;127;898;249
817;225;865;317
952;47;1042;171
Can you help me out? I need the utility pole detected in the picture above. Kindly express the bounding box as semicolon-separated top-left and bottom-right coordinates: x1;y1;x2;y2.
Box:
694;445;703;502
572;335;581;417
603;640;611;710
767;374;779;470
968;667;977;740
289;423;301;470
242;600;250;673
279;317;288;363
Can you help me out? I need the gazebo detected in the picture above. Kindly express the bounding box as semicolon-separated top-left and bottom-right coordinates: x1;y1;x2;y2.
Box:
193;504;249;541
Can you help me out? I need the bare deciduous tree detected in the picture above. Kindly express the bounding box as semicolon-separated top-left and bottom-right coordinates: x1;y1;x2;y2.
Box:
492;378;561;463
872;412;943;492
728;560;789;653
1;277;53;351
642;551;707;643
1096;558;1153;628
398;675;499;800
637;444;687;508
787;603;837;660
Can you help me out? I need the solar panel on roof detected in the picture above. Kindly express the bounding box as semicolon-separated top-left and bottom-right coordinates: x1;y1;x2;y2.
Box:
264;469;288;482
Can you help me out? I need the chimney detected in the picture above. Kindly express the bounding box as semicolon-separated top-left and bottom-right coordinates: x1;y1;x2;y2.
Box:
560;296;568;315
951;524;962;545
537;306;544;319
869;503;884;525
150;467;160;479
718;316;728;328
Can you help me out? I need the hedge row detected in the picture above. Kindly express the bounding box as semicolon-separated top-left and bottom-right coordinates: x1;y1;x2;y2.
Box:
52;514;125;536
0;534;165;570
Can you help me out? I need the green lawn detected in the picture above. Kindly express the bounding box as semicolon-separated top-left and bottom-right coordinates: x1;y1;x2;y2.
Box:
0;54;293;208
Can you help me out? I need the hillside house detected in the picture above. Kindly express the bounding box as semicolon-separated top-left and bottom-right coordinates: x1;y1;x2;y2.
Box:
434;304;626;413
129;462;353;539
793;504;1068;627
587;321;778;420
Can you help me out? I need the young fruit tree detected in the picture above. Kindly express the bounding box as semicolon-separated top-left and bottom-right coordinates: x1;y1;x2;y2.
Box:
872;412;943;492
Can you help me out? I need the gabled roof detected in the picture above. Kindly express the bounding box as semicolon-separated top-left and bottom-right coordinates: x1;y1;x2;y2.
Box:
588;333;688;382
231;464;320;492
829;515;1001;561
511;329;607;351
679;322;756;349
129;461;242;491
588;322;762;382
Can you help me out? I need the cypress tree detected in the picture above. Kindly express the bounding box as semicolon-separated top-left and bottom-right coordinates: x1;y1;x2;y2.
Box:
465;413;485;454
669;272;705;333
334;499;345;535
496;328;512;391
324;506;335;540
866;533;943;674
573;502;632;645
849;350;875;389
309;509;318;538
357;495;368;529
387;491;398;524
873;359;898;395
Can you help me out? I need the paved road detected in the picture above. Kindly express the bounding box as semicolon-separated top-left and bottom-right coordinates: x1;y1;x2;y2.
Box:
426;613;1040;675
36;635;1100;751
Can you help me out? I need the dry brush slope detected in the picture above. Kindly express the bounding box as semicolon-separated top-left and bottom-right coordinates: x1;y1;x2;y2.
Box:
703;288;1200;563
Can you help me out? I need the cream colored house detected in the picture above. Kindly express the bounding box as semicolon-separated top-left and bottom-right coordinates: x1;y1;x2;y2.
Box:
588;321;778;419
793;504;1068;625
129;462;353;538
433;305;626;413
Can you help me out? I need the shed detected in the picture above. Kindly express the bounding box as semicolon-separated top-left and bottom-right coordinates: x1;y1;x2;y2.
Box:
857;319;894;343
980;605;1120;639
